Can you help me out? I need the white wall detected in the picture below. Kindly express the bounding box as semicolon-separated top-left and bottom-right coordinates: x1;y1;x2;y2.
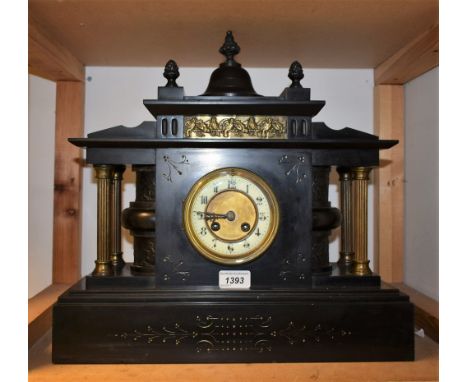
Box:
82;67;375;274
28;75;56;298
27;68;376;283
27;66;439;298
404;67;439;300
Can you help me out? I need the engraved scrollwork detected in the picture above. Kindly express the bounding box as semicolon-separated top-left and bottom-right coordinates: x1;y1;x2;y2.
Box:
194;339;272;353
279;155;308;183
194;315;273;353
279;252;308;281
195;315;272;329
113;315;352;352
184;115;287;139
279;322;352;345
162;155;189;183
115;323;197;345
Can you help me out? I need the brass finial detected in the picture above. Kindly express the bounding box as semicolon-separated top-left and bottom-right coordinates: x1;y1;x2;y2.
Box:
288;61;304;88
219;31;240;65
163;59;180;87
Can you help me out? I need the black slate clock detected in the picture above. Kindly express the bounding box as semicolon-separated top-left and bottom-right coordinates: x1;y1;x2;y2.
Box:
53;32;414;363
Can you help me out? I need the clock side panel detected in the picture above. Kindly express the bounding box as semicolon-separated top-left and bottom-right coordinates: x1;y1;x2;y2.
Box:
154;148;316;288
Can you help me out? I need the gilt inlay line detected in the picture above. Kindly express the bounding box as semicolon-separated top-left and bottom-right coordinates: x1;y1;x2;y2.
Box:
279;155;308;183
113;315;352;353
162;154;189;183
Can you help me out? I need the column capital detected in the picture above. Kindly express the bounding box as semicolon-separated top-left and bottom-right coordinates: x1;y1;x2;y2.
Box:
351;166;372;181
111;165;126;181
94;164;114;179
337;166;352;181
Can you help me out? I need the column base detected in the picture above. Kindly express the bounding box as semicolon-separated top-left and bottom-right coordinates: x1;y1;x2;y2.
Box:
352;260;372;276
92;260;113;276
337;251;354;266
111;252;126;270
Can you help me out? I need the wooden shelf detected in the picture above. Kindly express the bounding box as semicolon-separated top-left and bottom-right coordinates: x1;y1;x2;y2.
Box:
29;0;438;69
393;283;439;342
28;283;72;349
27;0;440;365
29;331;438;382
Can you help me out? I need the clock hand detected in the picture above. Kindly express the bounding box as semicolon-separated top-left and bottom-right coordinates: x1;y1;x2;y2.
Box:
195;211;229;220
195;210;236;221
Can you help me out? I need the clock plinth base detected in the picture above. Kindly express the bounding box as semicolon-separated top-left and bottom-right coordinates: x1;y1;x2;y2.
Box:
53;270;414;364
85;264;155;288
84;264;380;289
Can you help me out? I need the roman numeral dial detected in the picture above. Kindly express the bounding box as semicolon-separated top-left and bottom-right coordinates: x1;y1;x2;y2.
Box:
183;168;280;265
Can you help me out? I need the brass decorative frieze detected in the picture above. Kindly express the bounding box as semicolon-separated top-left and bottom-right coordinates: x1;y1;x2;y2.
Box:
184;115;287;139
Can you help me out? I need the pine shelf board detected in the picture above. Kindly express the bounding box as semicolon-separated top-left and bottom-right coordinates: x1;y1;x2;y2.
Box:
29;0;438;69
29;331;438;382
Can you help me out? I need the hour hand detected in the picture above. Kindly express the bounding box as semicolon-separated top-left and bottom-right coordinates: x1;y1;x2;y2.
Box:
194;211;228;220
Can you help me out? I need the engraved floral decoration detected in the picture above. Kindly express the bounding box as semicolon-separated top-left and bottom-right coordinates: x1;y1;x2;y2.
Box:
279;252;308;281
278;322;351;345
115;323;196;345
194;315;273;353
114;315;351;353
162;154;189;183
279;154;308;183
161;254;190;282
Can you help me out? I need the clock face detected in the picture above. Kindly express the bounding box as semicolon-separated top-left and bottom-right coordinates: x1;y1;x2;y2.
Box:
183;168;280;265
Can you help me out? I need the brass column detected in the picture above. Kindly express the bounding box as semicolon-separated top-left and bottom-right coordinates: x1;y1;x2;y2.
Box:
110;165;126;269
351;167;372;275
93;165;114;276
337;167;354;266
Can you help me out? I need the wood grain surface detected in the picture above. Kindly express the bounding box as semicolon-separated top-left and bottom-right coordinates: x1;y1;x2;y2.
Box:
29;0;438;68
52;81;84;284
374;85;405;283
29;331;438;382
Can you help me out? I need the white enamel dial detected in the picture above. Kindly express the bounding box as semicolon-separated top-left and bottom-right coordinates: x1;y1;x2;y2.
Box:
183;168;280;265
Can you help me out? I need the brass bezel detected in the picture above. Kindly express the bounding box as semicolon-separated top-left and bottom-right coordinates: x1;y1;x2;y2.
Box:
183;168;280;265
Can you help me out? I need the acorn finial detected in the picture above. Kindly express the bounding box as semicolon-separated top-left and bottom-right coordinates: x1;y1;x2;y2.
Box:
288;61;304;88
163;60;180;87
219;31;240;64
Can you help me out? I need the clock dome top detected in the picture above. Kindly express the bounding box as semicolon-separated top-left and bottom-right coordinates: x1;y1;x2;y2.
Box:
143;31;329;119
201;31;260;97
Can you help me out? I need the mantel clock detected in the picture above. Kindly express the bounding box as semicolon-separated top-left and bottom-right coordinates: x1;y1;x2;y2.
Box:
53;32;414;363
